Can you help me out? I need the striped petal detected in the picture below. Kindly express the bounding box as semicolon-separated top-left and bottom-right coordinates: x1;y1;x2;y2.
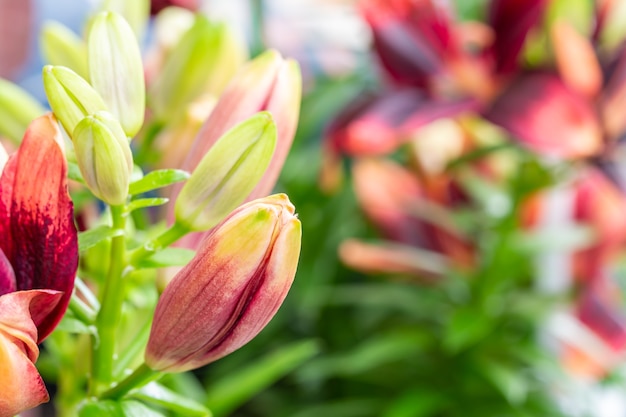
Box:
0;114;78;342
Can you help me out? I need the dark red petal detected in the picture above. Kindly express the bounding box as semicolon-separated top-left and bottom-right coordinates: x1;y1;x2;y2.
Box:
150;0;199;15
361;0;457;87
488;0;548;74
0;247;16;295
485;73;602;158
0;114;78;342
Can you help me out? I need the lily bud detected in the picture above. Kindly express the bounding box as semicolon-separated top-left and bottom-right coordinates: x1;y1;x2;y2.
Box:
149;14;247;123
174;112;276;231
42;65;107;137
146;194;301;372
72;111;133;205
100;0;150;40
88;11;145;137
0;78;45;144
181;49;301;201
40;21;88;79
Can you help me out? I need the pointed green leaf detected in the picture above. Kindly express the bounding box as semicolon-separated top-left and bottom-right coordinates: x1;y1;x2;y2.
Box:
131;383;211;417
129;169;190;195
78;225;124;252
125;198;169;214
56;314;97;335
205;340;320;416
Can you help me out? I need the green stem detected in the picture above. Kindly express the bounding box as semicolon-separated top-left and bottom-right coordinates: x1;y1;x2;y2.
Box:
128;222;190;266
100;363;162;400
69;294;96;324
91;205;127;395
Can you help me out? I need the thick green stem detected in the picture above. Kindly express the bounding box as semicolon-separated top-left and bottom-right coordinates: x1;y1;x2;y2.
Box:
128;222;190;266
100;363;162;400
91;205;127;394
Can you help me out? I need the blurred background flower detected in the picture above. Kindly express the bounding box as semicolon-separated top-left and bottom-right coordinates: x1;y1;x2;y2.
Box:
7;0;626;416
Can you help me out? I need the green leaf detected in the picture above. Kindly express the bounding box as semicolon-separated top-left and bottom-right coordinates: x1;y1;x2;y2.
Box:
79;400;124;417
56;314;96;335
443;307;493;353
477;360;529;405
383;387;447;417
205;339;320;416
79;400;166;417
129;169;190;195
298;331;427;382
78;225;124;252
121;400;166;417
131;382;211;417
289;399;383;417
125;198;169;214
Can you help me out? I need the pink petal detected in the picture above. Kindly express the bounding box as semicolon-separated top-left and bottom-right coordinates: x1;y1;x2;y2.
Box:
485;73;602;158
0;290;62;417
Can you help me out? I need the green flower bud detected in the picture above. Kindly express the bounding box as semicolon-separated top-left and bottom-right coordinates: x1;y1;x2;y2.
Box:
175;112;276;231
100;0;150;40
40;21;88;79
88;11;145;137
0;78;46;144
42;65;107;137
72;111;133;205
149;15;247;122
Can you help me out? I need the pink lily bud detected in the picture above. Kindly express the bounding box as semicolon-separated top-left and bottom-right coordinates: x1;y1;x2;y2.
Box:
146;194;301;372
180;49;301;201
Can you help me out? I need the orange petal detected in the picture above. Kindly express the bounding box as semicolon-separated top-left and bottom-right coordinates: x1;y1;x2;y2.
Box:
551;20;602;98
0;290;62;417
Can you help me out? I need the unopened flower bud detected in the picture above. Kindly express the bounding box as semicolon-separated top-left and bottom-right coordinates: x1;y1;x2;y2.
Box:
42;65;107;137
146;194;301;372
40;21;88;79
72;111;133;205
0;78;45;144
149;14;247;123
174;112;276;231
180;49;301;201
88;11;145;137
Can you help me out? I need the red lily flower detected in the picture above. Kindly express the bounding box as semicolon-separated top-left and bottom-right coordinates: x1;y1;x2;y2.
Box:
326;0;548;159
0;114;78;415
0;113;78;341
